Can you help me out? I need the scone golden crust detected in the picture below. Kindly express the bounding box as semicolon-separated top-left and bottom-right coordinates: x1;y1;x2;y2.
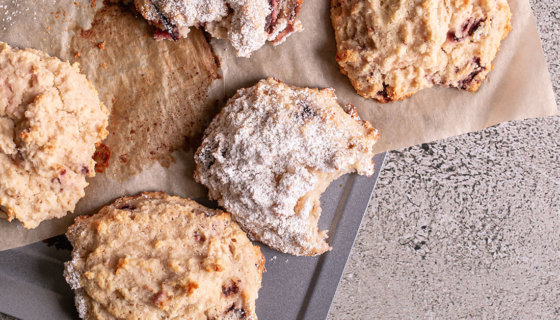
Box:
331;0;512;102
134;0;304;57
64;192;264;320
0;42;109;228
194;78;379;256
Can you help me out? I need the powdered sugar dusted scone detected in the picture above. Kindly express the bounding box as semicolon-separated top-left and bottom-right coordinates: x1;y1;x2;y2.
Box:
331;0;512;102
64;192;264;320
0;42;109;228
134;0;303;57
194;78;379;256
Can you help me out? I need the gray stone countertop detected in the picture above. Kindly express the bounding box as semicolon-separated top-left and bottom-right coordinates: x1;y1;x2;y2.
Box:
328;0;560;318
1;1;557;320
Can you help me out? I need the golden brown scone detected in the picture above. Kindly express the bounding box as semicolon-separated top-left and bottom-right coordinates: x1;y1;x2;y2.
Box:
194;78;379;256
64;192;264;320
134;0;304;57
0;42;109;228
331;0;512;102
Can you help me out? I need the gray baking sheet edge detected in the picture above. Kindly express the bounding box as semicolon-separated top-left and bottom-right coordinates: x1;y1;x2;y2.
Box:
0;152;386;320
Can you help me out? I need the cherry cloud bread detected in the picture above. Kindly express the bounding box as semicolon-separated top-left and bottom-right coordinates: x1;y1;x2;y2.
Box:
134;0;304;57
0;42;109;229
194;78;379;256
64;192;265;320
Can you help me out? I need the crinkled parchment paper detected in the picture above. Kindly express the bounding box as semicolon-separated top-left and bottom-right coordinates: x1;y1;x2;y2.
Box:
0;0;556;250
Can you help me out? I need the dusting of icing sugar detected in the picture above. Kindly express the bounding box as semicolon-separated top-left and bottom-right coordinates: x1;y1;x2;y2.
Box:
158;0;229;27
74;289;88;319
194;78;378;255
0;2;35;31
223;0;270;57
63;258;89;318
148;0;269;56
63;259;82;290
138;0;302;57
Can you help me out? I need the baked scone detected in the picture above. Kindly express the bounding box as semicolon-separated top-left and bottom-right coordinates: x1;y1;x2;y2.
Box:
134;0;304;57
331;0;512;102
0;42;109;228
194;78;379;256
64;192;265;320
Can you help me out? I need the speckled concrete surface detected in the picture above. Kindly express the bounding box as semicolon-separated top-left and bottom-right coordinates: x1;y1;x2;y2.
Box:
328;0;560;319
1;1;558;320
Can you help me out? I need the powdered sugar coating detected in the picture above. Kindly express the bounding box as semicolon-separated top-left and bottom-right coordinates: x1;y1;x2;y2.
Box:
134;0;303;57
194;78;379;256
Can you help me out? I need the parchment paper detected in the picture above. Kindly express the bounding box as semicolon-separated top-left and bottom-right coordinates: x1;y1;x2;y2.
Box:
69;4;221;180
0;0;556;250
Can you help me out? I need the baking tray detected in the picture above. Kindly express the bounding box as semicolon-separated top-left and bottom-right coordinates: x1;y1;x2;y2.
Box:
0;152;386;320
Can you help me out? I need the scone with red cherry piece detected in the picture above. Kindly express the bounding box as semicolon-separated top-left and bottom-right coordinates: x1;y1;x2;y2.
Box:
331;0;512;102
134;0;304;57
0;41;109;228
64;192;265;320
194;78;379;256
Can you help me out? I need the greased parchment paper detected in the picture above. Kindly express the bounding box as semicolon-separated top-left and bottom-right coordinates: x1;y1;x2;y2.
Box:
0;0;556;250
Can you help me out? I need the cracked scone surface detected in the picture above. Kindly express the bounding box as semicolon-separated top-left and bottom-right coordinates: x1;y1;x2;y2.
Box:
0;42;109;228
64;192;264;320
331;0;512;102
194;78;379;256
134;0;304;57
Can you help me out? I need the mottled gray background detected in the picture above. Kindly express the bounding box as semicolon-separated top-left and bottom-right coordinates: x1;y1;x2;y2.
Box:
2;0;559;319
328;0;560;319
